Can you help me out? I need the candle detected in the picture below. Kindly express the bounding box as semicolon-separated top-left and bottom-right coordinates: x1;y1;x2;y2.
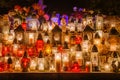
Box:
104;63;111;72
85;61;91;72
55;53;61;72
38;58;44;71
62;53;69;71
29;33;34;44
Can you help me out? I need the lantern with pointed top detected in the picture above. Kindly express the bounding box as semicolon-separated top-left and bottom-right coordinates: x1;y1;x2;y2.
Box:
82;34;90;52
14;25;24;44
83;25;94;41
21;51;30;72
38;51;44;71
7;54;13;72
44;40;52;56
52;25;62;45
107;51;120;72
36;33;44;53
91;45;99;72
109;22;119;51
76;44;83;67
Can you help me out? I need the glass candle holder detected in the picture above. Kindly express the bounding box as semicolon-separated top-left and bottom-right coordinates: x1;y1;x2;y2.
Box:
62;53;69;71
38;58;44;71
55;53;61;72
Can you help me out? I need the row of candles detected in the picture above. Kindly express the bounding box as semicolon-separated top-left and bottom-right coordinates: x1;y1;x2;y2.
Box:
0;15;120;72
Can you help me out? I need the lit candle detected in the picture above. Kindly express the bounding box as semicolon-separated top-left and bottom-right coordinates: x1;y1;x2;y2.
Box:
38;58;44;71
29;33;34;44
85;61;91;72
55;53;61;72
62;53;69;71
104;63;111;72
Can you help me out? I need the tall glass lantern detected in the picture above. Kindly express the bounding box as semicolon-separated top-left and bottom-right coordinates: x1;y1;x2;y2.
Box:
109;22;119;51
37;51;44;71
36;33;44;53
14;25;24;44
95;15;103;30
83;25;94;41
82;34;89;52
107;51;120;72
86;16;94;29
62;42;70;71
76;44;83;67
52;25;62;45
91;45;99;72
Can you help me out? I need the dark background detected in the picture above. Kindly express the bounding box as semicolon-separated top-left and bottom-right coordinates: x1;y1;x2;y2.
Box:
0;0;120;15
